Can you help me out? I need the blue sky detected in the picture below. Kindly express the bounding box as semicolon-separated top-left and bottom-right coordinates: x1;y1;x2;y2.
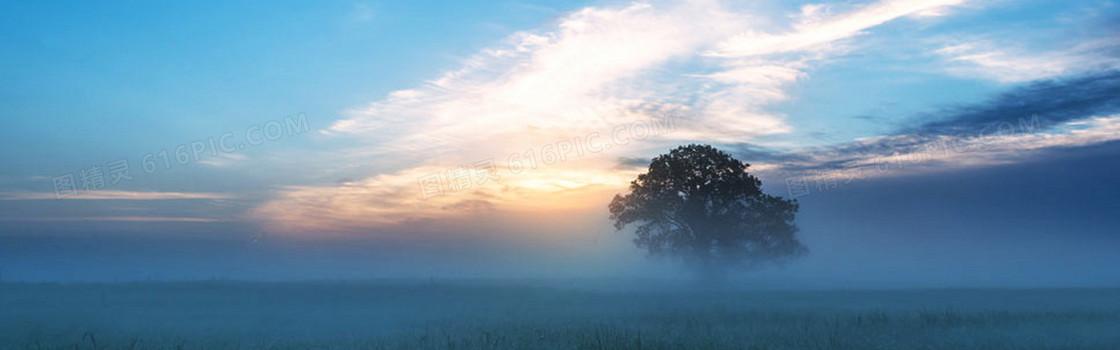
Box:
1;0;1119;284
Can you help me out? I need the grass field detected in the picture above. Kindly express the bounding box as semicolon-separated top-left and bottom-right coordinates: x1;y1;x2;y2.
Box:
2;281;1118;349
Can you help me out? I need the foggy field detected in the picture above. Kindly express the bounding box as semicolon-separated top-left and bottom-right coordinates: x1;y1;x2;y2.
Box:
1;282;1119;349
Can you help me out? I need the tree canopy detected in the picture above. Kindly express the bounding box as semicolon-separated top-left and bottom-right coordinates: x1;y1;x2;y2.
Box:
609;144;806;279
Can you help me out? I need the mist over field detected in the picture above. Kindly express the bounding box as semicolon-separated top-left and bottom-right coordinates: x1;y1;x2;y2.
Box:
4;282;1120;349
3;0;1120;348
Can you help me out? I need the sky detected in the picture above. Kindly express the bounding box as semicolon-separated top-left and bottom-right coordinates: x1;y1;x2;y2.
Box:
1;0;1118;286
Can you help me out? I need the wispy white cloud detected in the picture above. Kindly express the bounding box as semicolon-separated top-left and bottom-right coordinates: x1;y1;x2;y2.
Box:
935;38;1120;83
198;153;248;168
709;0;965;57
258;0;975;234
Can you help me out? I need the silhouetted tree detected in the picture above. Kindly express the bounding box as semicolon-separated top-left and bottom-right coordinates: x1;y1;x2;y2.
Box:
609;144;806;282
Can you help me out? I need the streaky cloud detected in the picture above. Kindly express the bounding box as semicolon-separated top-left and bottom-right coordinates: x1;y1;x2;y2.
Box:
0;190;233;201
911;70;1120;136
766;70;1120;180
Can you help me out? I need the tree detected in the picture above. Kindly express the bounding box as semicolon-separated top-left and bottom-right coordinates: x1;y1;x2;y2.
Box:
609;144;806;281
